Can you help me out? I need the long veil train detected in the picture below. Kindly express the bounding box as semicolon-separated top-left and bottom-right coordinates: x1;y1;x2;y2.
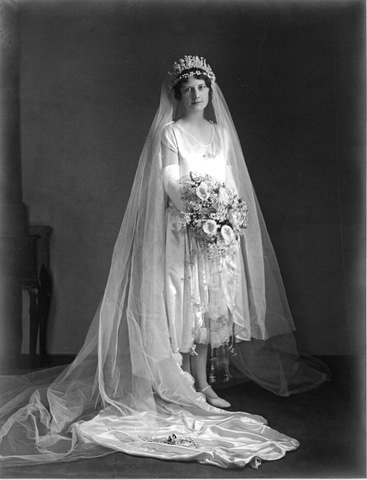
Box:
0;79;329;468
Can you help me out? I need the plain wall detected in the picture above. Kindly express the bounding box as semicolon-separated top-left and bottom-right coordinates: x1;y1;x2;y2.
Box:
19;0;365;356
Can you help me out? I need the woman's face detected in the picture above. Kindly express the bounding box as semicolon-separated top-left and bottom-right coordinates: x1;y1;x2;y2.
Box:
179;77;210;114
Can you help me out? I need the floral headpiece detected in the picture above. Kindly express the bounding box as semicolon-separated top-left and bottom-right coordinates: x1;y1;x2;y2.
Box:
167;55;216;94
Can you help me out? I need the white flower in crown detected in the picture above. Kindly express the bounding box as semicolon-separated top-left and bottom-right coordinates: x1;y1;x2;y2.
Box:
167;55;216;94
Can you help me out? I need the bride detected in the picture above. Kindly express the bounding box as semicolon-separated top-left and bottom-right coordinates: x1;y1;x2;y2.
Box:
0;56;328;469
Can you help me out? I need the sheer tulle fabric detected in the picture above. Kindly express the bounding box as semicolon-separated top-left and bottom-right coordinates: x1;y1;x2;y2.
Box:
0;80;329;467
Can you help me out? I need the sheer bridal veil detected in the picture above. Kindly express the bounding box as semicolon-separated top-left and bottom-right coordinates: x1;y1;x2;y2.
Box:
0;71;329;467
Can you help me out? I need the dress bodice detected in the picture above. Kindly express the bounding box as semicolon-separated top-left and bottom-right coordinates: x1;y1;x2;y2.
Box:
161;121;227;182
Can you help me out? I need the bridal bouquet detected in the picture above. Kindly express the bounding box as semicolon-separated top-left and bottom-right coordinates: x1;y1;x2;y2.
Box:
180;172;248;261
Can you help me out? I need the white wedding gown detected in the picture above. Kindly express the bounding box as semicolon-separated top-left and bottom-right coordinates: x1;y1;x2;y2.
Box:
76;396;299;468
0;83;328;468
74;122;300;468
163;121;252;356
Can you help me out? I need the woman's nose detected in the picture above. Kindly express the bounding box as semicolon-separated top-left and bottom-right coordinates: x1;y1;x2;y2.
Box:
192;89;200;99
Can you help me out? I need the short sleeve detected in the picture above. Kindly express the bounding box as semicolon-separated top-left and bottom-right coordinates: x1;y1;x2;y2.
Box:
161;123;178;154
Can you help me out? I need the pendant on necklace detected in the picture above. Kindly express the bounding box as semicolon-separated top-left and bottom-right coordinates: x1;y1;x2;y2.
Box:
203;152;216;159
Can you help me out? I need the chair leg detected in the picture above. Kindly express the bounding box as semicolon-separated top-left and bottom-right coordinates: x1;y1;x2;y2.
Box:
39;265;52;367
28;287;40;368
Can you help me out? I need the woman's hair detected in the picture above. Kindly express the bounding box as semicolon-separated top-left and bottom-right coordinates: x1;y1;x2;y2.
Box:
173;68;213;101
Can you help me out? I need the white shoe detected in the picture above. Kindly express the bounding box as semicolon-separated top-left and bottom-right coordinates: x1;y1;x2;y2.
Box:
198;385;231;409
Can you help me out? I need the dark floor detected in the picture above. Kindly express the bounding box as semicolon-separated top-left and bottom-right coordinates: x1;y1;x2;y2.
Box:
0;356;366;479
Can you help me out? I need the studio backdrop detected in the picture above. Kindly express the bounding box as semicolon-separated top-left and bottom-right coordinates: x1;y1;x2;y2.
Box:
17;0;365;357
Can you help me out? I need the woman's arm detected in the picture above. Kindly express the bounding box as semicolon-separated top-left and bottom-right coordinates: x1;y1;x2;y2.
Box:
161;141;185;211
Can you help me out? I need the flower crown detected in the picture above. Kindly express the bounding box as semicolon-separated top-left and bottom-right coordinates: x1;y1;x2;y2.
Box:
167;55;216;94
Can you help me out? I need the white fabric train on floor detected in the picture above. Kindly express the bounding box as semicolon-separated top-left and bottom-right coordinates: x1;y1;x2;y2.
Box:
0;61;329;468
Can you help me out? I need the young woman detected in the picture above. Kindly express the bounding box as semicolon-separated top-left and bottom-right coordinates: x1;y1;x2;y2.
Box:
0;56;328;468
162;68;251;409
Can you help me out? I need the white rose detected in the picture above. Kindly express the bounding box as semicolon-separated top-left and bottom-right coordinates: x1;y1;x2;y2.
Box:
196;182;210;201
203;220;218;236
